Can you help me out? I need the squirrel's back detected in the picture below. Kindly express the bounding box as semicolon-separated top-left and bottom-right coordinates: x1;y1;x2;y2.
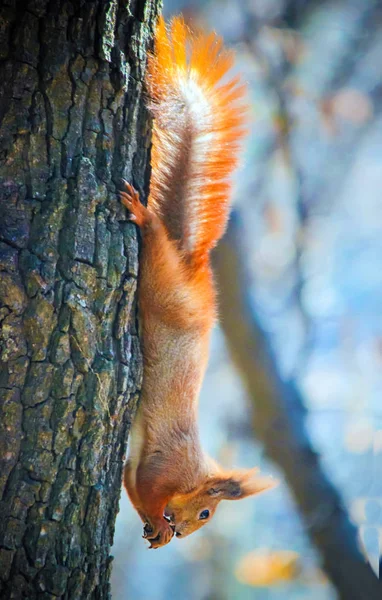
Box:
146;16;247;263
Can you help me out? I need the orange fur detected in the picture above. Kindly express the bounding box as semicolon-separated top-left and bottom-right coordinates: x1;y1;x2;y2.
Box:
147;15;247;261
120;16;276;550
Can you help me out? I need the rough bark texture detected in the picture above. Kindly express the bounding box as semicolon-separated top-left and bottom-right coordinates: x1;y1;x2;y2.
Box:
0;1;160;598
214;214;382;600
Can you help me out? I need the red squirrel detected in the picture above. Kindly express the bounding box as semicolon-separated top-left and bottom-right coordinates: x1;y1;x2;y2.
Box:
120;16;277;549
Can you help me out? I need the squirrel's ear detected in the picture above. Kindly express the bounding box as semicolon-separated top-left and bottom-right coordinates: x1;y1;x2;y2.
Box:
207;469;278;500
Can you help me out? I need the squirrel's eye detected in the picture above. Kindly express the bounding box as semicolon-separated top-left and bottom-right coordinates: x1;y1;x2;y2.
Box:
199;509;210;520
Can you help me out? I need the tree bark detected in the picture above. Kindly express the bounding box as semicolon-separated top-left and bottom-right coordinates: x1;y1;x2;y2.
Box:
214;213;382;600
0;1;159;598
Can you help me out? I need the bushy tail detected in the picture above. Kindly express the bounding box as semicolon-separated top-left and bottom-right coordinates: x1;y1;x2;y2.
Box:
146;16;247;262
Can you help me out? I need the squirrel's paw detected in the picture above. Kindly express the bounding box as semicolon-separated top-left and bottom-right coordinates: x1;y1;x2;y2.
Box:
143;517;175;549
119;181;149;228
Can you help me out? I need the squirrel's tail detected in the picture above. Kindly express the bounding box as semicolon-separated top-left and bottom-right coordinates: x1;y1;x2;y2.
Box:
146;16;247;262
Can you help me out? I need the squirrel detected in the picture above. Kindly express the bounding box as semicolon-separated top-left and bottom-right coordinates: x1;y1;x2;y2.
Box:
120;15;277;549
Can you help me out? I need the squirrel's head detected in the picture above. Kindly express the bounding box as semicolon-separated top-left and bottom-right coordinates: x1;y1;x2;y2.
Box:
165;467;277;539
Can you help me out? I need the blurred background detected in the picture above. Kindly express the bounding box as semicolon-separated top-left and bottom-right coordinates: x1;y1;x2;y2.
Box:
112;0;382;598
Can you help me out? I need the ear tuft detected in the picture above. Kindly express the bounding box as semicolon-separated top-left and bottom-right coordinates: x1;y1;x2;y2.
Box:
244;475;279;497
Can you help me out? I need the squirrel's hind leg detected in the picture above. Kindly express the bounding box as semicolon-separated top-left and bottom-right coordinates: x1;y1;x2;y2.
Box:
120;182;206;329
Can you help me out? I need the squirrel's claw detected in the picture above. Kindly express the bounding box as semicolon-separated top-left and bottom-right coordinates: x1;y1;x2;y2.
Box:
143;518;175;549
143;522;153;539
119;181;150;228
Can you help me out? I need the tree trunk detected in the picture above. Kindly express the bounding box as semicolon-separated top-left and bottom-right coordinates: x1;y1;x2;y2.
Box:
0;1;159;598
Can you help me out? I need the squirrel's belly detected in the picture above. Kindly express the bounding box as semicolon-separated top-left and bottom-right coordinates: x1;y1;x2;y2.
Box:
126;410;145;484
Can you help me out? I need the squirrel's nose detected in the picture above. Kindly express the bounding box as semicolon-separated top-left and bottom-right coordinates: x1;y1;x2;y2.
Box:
175;531;182;537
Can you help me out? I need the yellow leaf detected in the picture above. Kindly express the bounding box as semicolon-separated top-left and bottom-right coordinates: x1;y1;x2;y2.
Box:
235;549;300;587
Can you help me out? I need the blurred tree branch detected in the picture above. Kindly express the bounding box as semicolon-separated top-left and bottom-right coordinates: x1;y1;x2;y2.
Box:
241;8;314;376
240;0;382;379
213;214;382;600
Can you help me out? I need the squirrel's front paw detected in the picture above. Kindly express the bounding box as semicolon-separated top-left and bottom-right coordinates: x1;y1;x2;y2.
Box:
119;181;149;228
143;517;175;549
